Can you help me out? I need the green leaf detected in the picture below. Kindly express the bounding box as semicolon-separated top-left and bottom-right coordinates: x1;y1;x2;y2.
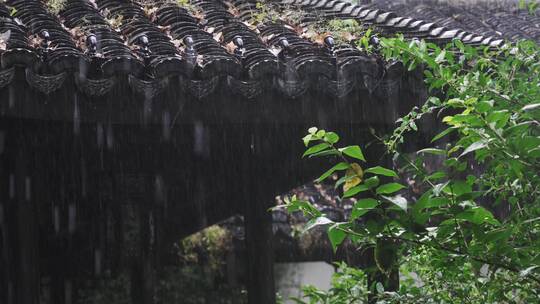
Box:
364;166;398;178
431;127;457;142
307;149;340;158
483;228;512;243
413;211;430;225
446;180;472;196
335;174;354;189
456;207;499;225
364;176;380;189
504;121;533;137
339;146;366;162
418;197;450;210
435;50;446;63
303;216;333;232
433;181;450;196
476;100;494;113
459;140;488;158
343;184;369;198
486;110;510;128
382;195;408;211
303;143;330;158
286;200;322;218
417;148;446;155
413;191;432;212
328;224;348;253
410;120;418;131
512;136;540;153
376;183;405;195
376;282;385;294
425;171;446;181
454;39;465;51
324;132;340;144
351;198;379;219
456;191;483;201
316;162;349;182
445;114;483;127
302;134;313;147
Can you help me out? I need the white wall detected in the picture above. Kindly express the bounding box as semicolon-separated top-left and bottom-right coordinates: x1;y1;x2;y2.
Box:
274;262;335;303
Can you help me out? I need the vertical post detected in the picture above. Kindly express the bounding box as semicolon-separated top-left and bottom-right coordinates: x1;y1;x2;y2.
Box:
243;124;276;303
244;175;276;303
0;120;11;304
14;123;40;304
129;137;158;304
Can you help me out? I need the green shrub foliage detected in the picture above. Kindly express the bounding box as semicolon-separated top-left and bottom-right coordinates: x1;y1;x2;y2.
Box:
278;38;540;303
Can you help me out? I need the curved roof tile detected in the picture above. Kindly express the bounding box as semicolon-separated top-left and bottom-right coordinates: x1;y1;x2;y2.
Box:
0;0;526;97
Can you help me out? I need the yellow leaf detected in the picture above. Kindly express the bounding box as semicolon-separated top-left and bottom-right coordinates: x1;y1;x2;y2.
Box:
349;163;364;178
344;177;361;192
343;163;363;192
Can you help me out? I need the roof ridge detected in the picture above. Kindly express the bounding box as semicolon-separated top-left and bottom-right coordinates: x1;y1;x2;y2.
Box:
277;0;505;47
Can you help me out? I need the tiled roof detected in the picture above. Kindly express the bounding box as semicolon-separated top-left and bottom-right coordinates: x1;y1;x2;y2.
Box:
0;0;508;98
370;0;540;43
280;0;507;46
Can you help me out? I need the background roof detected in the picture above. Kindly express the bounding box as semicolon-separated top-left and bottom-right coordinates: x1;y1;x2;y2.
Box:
370;0;540;43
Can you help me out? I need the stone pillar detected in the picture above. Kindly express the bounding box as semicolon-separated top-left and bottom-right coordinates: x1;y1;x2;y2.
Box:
243;109;276;304
243;168;276;304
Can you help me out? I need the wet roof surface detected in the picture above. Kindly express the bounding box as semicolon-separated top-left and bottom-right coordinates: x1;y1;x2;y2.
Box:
371;0;540;43
0;0;524;97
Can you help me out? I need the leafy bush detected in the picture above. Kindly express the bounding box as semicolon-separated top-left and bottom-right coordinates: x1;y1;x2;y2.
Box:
278;38;540;303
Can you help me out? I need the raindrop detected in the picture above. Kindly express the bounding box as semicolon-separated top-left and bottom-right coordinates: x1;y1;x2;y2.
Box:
40;277;51;303
73;94;80;135
8;281;13;304
25;176;31;202
78;58;88;80
193;122;209;156
81;160;87;198
162;111;171;141
0;130;4;154
77;69;85;82
94;249;102;275
0;203;3;225
106;123;114;150
68;203;76;234
123;60;130;73
96;123;104;148
64;280;72;304
154;175;165;203
143;97;152;124
53;206;60;234
8;174;14;199
363;75;375;95
149;212;155;246
8;86;14;109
